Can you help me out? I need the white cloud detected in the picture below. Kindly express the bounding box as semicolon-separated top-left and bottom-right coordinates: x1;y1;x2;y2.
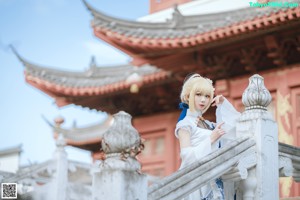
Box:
83;40;131;65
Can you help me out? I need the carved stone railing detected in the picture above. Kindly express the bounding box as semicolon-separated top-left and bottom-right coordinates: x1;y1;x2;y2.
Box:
92;111;147;200
237;74;279;200
148;74;280;200
148;136;256;200
278;143;300;182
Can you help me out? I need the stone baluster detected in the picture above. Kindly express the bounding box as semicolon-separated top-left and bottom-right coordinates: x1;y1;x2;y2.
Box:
50;116;68;200
237;74;279;200
92;111;147;200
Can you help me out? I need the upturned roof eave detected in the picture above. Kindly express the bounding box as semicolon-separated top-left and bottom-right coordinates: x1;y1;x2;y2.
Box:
88;3;300;51
24;70;171;98
85;0;269;31
87;0;300;34
12;47;145;78
12;48;171;96
83;0;171;29
90;6;300;63
51;115;113;143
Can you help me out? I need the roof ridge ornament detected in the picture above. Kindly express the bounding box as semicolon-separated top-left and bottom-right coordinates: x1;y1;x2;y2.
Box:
53;116;66;148
169;4;184;28
86;56;97;77
89;56;97;69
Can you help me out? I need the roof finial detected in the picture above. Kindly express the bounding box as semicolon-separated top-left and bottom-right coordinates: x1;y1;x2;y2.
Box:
89;55;97;69
72;120;77;128
170;4;184;28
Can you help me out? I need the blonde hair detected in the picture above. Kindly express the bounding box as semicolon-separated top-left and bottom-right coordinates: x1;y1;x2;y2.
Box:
180;74;215;113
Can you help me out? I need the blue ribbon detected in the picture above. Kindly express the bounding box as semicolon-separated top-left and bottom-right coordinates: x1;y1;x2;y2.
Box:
178;102;189;122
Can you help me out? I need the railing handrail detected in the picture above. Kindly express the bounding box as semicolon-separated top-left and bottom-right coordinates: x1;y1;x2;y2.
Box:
279;142;300;182
279;142;300;157
148;135;256;200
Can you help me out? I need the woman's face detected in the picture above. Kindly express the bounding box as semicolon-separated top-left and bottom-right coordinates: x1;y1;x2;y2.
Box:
194;92;211;112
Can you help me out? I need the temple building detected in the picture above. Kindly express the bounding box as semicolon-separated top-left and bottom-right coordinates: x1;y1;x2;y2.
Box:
14;0;300;198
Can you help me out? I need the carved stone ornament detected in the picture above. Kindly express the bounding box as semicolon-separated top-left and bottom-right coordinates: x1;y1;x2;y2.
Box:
237;151;257;179
101;111;143;156
99;111;144;171
242;74;272;111
279;156;293;177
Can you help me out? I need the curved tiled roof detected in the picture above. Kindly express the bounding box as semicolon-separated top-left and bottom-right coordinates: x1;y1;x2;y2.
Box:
84;0;300;51
48;115;113;144
12;48;171;97
25;62;165;88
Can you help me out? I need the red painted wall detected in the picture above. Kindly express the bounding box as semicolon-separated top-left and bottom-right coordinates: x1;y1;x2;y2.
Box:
133;111;181;178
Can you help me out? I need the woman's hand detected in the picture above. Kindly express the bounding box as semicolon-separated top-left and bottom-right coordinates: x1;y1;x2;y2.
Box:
211;95;224;107
211;122;225;143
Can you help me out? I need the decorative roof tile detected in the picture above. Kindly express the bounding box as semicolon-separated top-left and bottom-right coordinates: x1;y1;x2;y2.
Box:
12;47;171;97
44;115;113;143
84;0;300;50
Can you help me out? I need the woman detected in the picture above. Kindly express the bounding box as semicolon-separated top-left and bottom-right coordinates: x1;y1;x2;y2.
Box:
175;73;240;200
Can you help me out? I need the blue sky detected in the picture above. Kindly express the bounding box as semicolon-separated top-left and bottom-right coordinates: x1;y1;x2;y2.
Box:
0;0;148;165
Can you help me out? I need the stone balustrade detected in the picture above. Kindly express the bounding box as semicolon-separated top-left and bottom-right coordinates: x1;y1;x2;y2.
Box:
92;74;300;200
92;111;147;200
278;143;300;182
148;136;255;200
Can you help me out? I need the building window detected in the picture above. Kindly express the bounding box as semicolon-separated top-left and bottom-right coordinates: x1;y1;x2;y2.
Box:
142;139;151;156
155;137;165;155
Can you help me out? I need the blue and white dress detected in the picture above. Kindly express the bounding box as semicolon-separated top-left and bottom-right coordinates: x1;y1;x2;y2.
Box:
175;99;240;200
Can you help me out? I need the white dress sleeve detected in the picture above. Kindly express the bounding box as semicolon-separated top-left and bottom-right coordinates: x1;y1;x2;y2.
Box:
216;98;241;143
175;119;212;169
174;121;192;138
179;146;198;167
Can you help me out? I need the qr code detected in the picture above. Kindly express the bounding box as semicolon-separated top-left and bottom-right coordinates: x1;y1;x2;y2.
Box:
1;183;17;199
